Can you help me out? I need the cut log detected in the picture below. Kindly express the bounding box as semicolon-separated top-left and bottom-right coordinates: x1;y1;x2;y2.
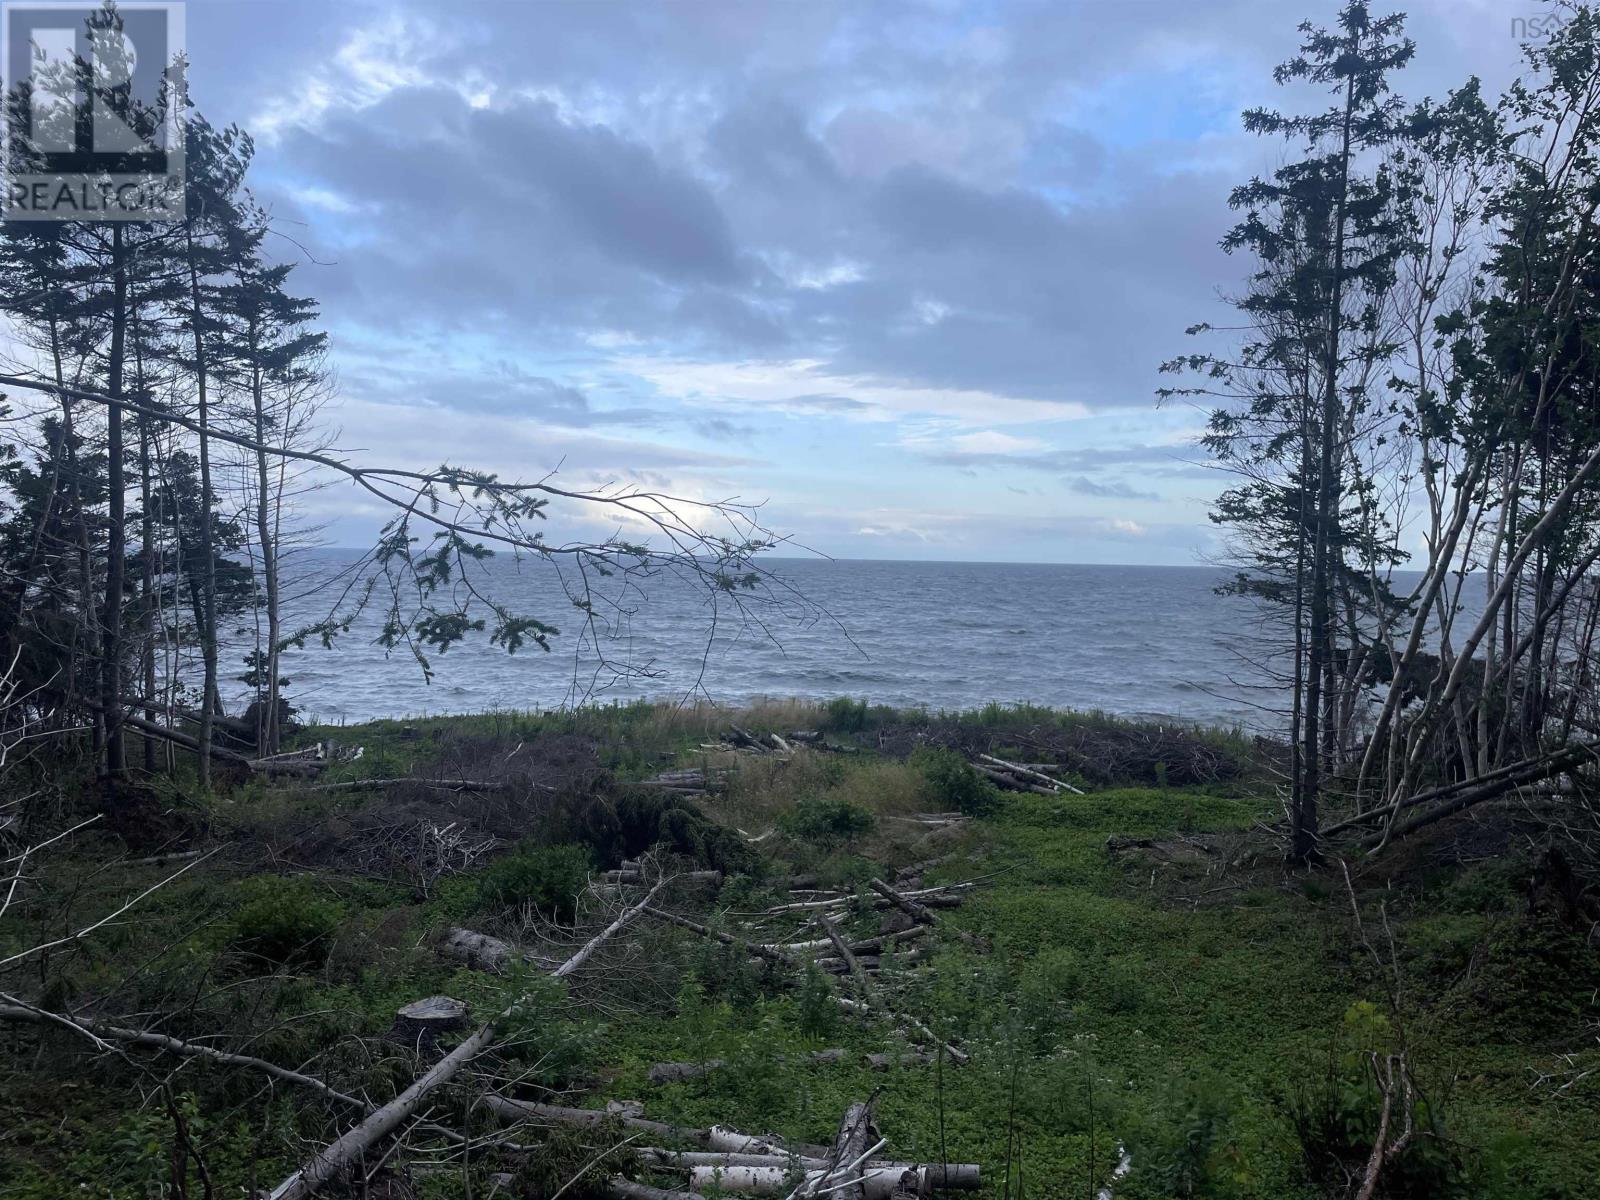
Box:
269;879;667;1200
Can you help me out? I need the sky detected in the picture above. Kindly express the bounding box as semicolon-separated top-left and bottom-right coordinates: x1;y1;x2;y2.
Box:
170;0;1552;565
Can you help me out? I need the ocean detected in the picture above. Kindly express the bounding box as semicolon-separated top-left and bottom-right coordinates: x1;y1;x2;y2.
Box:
239;553;1268;729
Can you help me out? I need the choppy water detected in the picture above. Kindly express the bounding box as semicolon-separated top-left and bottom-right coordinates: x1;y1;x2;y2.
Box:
241;553;1267;728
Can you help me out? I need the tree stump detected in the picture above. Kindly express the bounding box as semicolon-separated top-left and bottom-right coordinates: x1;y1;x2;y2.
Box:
388;996;469;1053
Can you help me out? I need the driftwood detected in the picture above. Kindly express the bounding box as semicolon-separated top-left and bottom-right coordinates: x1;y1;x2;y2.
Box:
270;879;668;1200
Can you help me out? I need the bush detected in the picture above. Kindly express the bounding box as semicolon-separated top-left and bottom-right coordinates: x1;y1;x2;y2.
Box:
229;877;342;968
1284;1003;1461;1198
782;796;876;844
822;696;869;734
912;746;1002;816
1123;1078;1239;1199
477;841;592;922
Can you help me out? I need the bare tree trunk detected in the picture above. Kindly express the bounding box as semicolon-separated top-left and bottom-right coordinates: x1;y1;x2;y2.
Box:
100;225;129;779
183;221;219;789
249;354;281;756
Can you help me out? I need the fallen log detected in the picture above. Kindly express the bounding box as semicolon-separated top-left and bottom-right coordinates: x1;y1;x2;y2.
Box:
653;1150;977;1191
818;913;871;999
1361;750;1599;849
759;882;973;916
836;998;968;1067
971;763;1054;795
441;927;517;973
119;712;252;765
690;1164;942;1199
305;777;516;794
642;907;798;965
815;955;882;975
978;754;1084;794
603;869;723;887
487;1097;833;1159
1321;740;1600;841
608;1179;706;1200
117;848;206;868
813;1100;878;1200
269;879;667;1200
649;1049;847;1085
439;927;562;975
868;878;938;926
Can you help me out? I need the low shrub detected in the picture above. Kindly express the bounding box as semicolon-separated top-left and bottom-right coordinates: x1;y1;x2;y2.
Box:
911;746;1002;816
822;696;869;734
782;796;876;844
477;841;592;922
1284;1003;1462;1197
1123;1077;1240;1199
228;876;342;969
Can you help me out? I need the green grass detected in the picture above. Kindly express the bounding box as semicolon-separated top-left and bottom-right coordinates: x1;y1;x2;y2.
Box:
3;702;1597;1200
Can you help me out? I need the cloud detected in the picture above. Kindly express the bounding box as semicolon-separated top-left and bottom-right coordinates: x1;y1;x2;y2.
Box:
621;358;1091;424
947;430;1047;455
165;0;1535;564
